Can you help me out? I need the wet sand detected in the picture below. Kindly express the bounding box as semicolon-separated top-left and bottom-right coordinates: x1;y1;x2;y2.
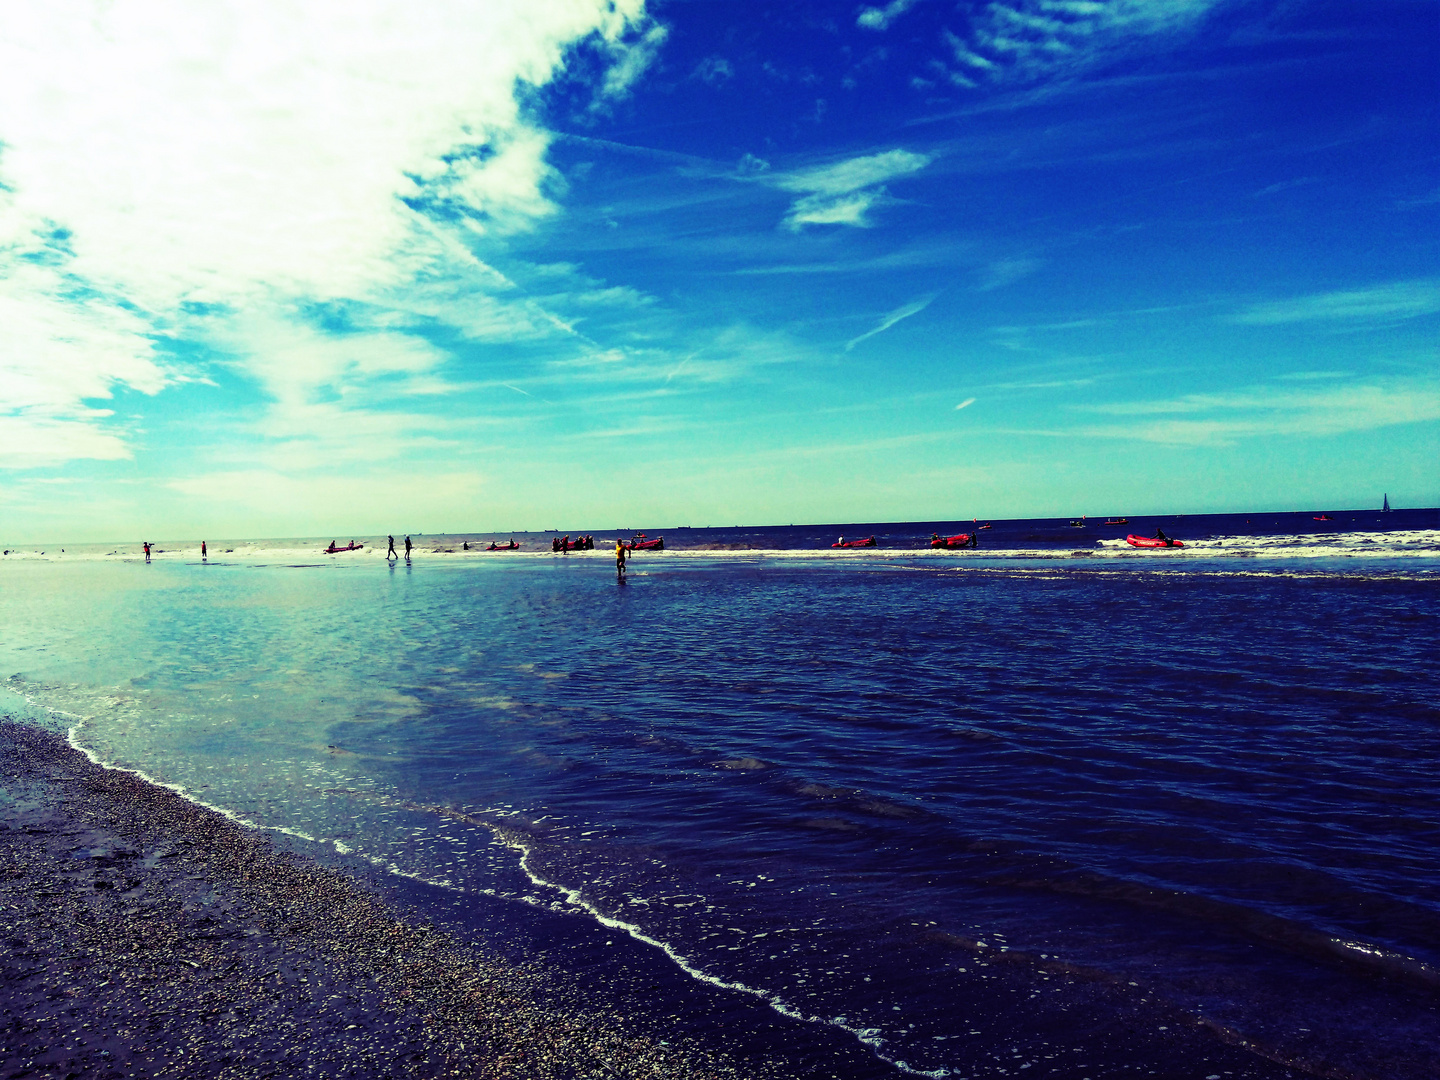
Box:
0;721;772;1079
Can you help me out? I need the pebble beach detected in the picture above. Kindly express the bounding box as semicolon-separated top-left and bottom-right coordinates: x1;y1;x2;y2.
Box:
0;721;772;1079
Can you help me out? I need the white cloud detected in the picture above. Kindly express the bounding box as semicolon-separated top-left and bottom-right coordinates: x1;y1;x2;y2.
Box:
776;149;931;230
858;0;924;32
943;31;1000;71
601;23;670;101
0;0;654;470
1233;279;1440;325
955;397;977;410
234;321;454;407
0;262;167;414
443;128;564;237
0;413;134;468
846;293;939;350
778;150;932;197
0;236;167;466
785;191;887;230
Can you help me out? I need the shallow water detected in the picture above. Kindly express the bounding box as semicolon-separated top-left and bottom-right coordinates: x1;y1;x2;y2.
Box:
3;510;1438;1078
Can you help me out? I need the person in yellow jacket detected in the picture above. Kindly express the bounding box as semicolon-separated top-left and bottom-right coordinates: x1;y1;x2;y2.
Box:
615;538;627;580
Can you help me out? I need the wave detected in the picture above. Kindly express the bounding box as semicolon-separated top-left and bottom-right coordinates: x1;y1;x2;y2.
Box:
1093;529;1440;557
3;528;1436;565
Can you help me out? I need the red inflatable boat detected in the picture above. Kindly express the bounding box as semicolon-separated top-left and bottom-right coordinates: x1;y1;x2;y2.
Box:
930;533;975;549
1126;534;1184;549
831;536;877;548
627;536;664;551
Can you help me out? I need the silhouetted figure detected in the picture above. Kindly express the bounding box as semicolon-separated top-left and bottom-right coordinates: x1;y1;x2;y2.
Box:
387;535;397;560
404;536;412;560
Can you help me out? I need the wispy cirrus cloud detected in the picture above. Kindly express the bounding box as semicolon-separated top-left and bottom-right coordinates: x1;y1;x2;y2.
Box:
1232;279;1440;325
779;150;934;197
846;293;939;350
1396;186;1440;210
1072;376;1440;447
692;56;735;86
977;257;1043;291
775;149;932;230
939;0;1228;87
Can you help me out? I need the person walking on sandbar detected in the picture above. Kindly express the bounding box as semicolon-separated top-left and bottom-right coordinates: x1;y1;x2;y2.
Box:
387;535;398;560
404;536;412;560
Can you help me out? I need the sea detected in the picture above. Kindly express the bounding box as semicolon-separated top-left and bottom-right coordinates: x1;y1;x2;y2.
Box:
2;508;1437;1079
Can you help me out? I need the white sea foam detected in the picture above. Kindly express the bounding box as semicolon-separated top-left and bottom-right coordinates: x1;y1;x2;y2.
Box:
1092;528;1440;558
44;700;475;900
64;724;328;845
486;826;950;1078
2;528;1434;565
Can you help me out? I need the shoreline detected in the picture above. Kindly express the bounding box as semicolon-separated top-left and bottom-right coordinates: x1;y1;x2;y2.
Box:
0;721;778;1079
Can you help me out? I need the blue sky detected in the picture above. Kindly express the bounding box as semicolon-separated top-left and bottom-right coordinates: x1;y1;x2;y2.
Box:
1;0;1436;541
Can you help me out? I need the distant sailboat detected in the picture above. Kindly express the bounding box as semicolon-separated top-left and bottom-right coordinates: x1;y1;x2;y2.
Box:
1383;493;1391;512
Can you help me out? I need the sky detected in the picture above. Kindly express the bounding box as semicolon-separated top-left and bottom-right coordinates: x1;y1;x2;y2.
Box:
1;0;1436;541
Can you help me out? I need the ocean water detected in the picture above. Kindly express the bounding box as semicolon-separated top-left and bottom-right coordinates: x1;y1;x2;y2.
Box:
2;509;1438;1078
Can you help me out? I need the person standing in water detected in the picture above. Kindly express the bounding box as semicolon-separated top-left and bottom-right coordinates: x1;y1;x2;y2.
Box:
387;535;397;559
143;541;151;563
404;536;412;560
615;538;627;581
201;540;207;560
